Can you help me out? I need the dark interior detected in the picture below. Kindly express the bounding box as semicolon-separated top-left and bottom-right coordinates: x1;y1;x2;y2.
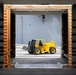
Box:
11;13;15;58
62;13;68;57
0;3;3;68
72;4;76;68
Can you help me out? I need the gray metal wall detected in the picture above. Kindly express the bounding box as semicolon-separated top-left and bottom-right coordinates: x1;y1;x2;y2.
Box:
0;3;3;68
0;0;76;4
16;15;62;46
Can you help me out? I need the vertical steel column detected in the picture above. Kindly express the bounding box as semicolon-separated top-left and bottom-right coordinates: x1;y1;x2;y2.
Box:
4;5;11;68
68;7;72;68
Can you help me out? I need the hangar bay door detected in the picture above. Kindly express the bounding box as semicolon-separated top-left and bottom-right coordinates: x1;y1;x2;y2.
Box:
62;13;68;57
11;13;15;58
4;4;72;68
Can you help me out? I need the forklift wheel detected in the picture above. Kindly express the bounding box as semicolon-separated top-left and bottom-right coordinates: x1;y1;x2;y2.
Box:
34;48;41;55
28;47;34;54
49;47;56;54
28;51;34;54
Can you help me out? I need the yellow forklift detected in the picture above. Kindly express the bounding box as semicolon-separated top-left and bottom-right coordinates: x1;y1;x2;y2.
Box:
28;39;56;55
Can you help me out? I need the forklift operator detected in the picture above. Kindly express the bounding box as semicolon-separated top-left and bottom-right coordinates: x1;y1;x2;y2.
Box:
39;40;43;46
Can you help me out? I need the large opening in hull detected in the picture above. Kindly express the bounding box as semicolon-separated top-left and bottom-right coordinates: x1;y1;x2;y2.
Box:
15;12;62;58
10;11;68;68
4;5;72;68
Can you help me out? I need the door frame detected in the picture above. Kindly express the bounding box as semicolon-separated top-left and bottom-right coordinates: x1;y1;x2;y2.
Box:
3;4;72;68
